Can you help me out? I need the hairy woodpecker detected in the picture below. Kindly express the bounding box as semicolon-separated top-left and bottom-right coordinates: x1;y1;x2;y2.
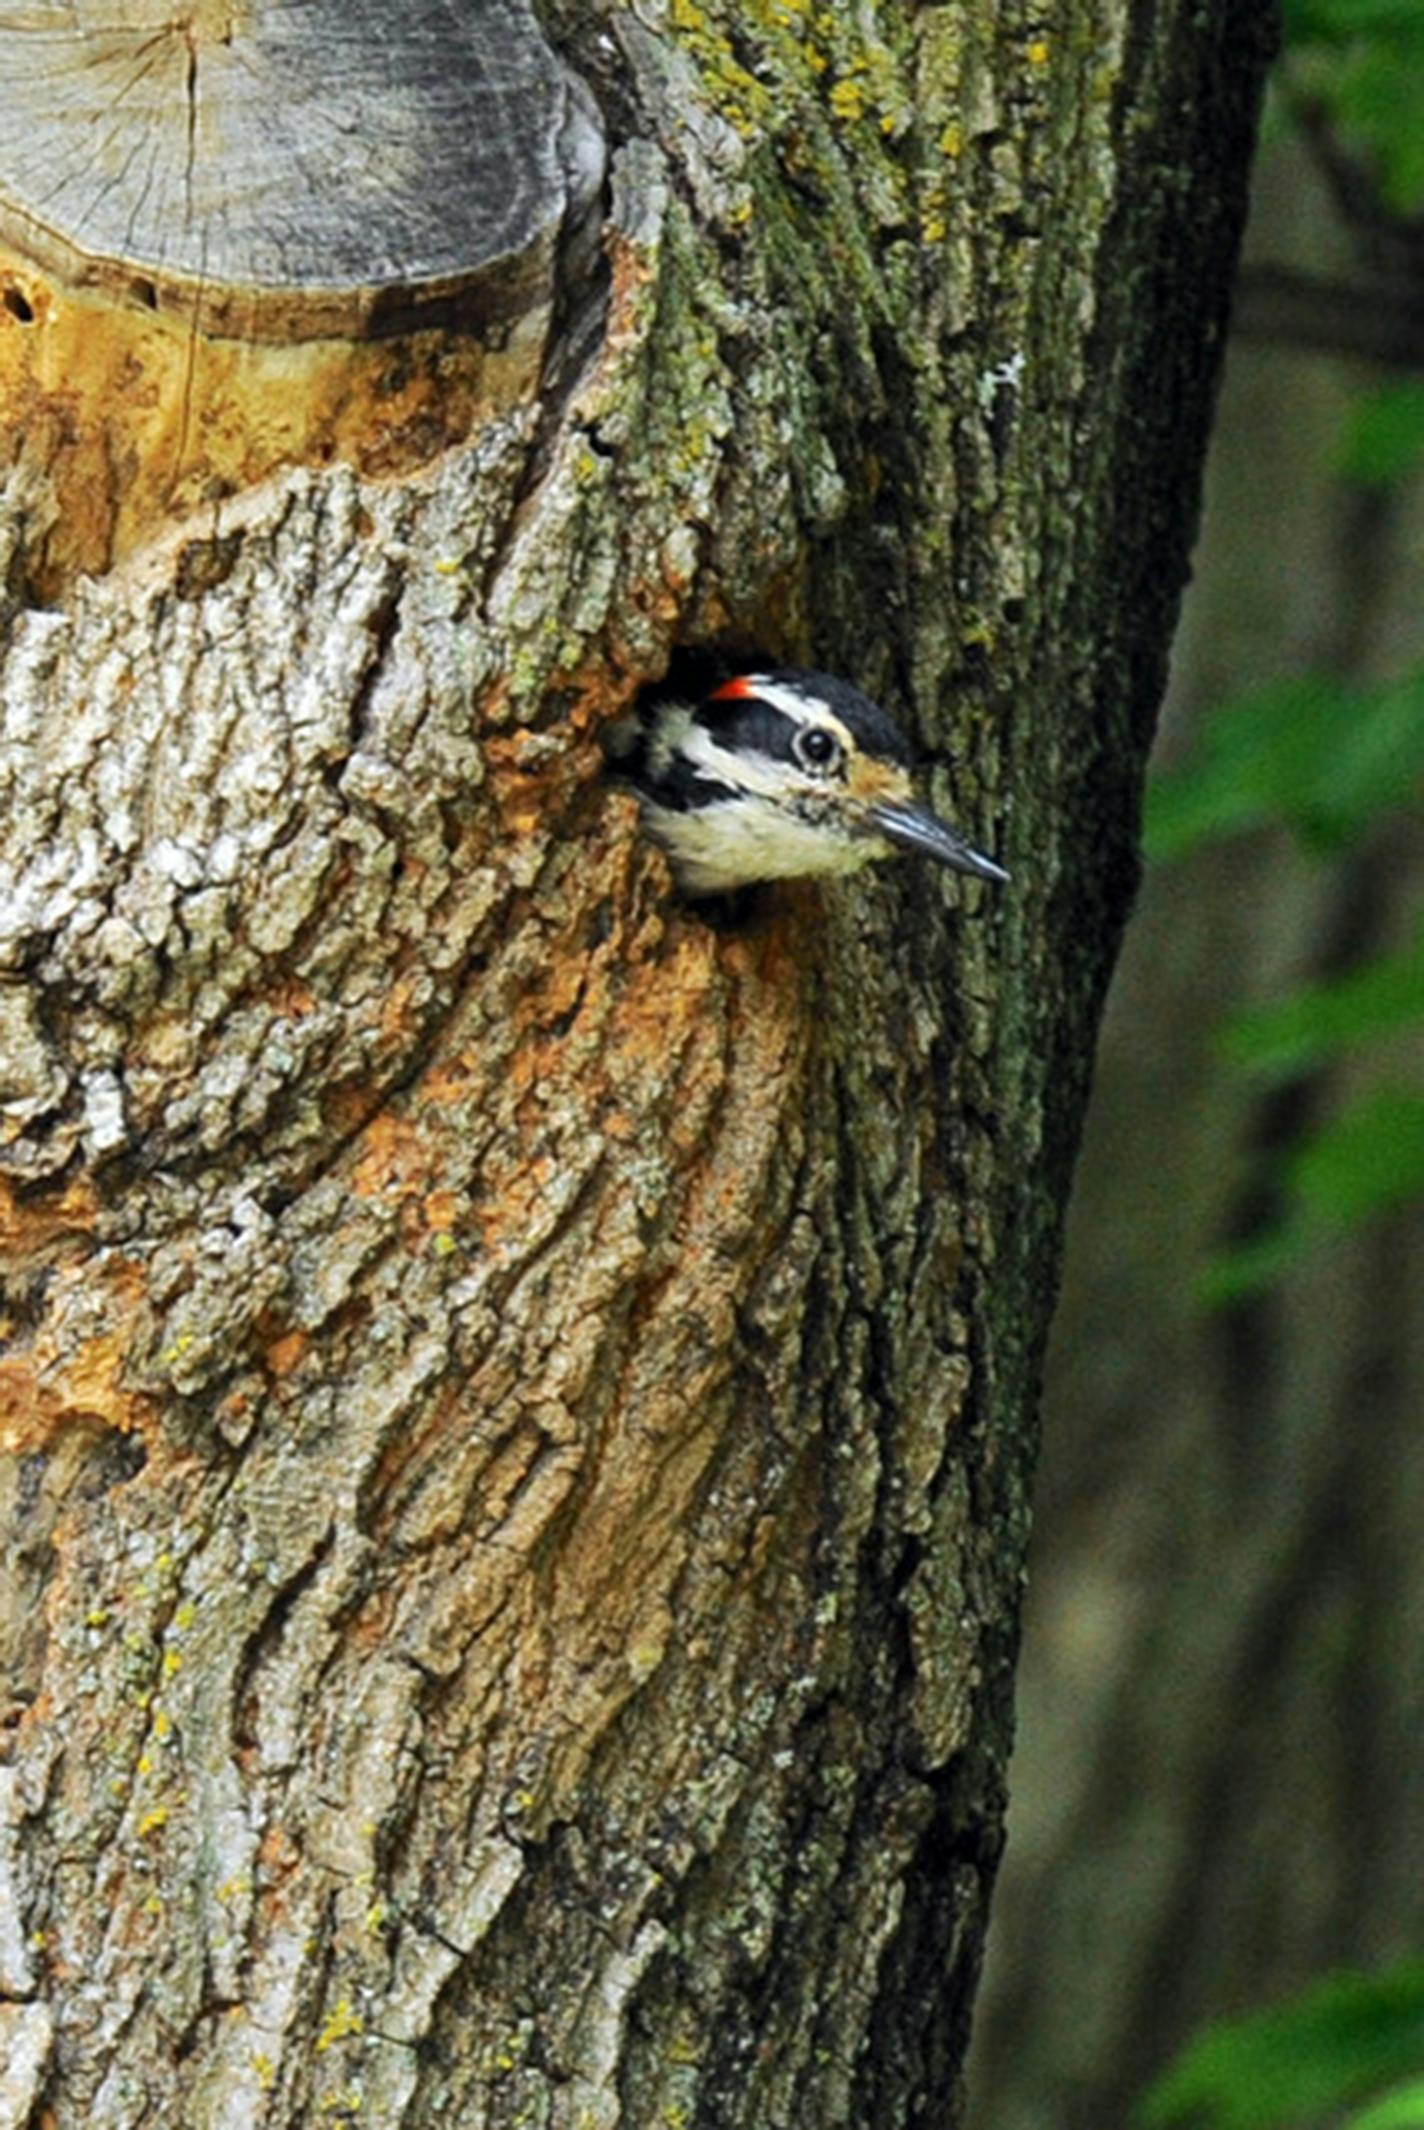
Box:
608;668;1010;898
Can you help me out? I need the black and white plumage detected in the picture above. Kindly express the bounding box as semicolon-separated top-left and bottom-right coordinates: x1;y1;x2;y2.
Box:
607;668;1010;898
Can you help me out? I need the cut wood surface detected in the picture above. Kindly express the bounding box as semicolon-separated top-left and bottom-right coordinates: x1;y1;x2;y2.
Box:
0;0;603;337
0;0;605;588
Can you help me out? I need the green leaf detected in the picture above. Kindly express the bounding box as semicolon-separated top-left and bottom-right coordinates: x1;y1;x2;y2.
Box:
1200;1089;1424;1302
1349;2080;1424;2130
1285;0;1424;44
1219;931;1424;1079
1325;672;1424;841
1281;1;1424;209
1339;384;1424;488
1290;1086;1424;1224
1331;45;1424;212
1197;1223;1318;1306
1138;1960;1424;2130
1144;670;1424;863
1145;677;1352;858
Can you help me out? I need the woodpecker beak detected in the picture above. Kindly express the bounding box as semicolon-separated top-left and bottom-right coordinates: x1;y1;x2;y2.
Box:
866;802;1010;883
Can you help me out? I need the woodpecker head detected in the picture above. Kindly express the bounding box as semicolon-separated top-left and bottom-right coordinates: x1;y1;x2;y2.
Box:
608;668;1010;899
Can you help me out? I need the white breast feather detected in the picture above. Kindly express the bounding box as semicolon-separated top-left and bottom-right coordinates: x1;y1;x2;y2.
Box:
648;794;877;894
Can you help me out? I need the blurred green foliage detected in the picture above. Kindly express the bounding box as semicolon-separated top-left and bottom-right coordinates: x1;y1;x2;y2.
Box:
1143;666;1424;1301
1139;1961;1424;2130
1350;2085;1424;2130
1220;925;1424;1076
1120;15;1424;2130
1140;0;1424;1304
1338;384;1424;489
1145;673;1424;860
1284;0;1424;212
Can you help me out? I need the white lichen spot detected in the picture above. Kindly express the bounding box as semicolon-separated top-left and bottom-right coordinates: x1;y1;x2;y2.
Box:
978;351;1025;410
80;1069;127;1153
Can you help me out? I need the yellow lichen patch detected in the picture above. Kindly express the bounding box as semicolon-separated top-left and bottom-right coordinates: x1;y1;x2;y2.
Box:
316;1998;364;2052
829;76;867;122
664;0;773;137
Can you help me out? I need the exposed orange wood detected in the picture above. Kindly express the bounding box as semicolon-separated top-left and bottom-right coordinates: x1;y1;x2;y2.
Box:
0;240;540;593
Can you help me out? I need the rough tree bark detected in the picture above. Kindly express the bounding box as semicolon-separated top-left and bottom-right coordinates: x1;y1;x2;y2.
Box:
0;4;1270;2125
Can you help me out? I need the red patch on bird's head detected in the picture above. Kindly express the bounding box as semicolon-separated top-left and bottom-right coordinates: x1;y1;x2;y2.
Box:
710;675;757;702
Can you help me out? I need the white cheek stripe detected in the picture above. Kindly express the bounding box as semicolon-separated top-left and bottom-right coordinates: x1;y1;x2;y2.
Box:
686;726;807;800
740;677;826;727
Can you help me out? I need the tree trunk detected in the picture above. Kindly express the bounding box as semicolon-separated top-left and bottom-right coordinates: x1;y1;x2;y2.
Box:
0;4;1270;2124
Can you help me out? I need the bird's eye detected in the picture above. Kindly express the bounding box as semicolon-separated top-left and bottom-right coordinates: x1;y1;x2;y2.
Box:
795;727;842;774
